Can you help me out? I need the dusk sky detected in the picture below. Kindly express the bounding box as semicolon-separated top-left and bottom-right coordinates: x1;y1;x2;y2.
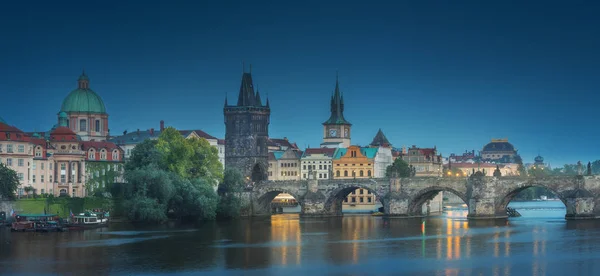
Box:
1;1;599;166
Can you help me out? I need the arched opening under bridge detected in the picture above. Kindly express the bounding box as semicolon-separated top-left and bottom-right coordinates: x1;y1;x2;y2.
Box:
499;185;567;218
408;187;468;218
324;185;384;216
256;190;302;216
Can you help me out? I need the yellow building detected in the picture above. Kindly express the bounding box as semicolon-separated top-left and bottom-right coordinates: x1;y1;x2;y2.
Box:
332;146;377;179
332;146;379;212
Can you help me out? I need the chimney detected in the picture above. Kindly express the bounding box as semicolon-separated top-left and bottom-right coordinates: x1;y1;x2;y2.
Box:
284;137;288;141
160;120;165;131
150;128;154;136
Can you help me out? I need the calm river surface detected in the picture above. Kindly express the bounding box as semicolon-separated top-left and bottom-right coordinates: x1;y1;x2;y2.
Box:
2;201;600;275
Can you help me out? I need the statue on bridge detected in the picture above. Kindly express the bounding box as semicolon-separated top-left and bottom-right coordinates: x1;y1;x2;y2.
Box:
588;162;592;176
577;161;583;176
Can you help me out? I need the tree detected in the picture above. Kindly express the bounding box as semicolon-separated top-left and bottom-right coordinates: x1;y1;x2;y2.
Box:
122;127;224;223
156;127;223;184
386;158;413;178
217;168;245;218
0;163;19;200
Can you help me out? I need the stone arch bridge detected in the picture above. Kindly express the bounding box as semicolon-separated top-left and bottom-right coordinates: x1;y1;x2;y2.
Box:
243;175;600;220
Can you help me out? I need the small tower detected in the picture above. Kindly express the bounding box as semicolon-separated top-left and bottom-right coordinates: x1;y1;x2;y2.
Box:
224;66;271;182
321;73;352;148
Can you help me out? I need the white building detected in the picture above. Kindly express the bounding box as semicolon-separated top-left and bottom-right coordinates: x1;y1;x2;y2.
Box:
300;148;335;180
369;129;393;178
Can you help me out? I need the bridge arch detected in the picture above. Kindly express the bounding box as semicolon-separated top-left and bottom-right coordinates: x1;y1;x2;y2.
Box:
324;183;385;216
496;181;576;215
254;187;303;216
408;186;468;216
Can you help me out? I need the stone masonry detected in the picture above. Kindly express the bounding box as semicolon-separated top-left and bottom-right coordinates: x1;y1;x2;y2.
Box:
243;174;600;220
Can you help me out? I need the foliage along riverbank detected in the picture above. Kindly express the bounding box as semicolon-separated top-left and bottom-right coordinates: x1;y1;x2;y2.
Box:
121;127;245;224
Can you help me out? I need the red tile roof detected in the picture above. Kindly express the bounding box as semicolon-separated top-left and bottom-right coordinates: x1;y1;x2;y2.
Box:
81;141;121;151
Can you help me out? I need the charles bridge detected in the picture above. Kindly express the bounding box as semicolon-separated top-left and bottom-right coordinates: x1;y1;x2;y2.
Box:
243;174;600;220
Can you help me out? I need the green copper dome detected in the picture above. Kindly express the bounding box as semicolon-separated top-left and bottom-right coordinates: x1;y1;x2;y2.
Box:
60;73;107;114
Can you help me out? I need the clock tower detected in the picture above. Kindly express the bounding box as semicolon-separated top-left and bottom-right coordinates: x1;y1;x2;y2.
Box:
321;74;351;148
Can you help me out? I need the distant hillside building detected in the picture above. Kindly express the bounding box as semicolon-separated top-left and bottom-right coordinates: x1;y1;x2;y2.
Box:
395;145;443;177
480;139;518;163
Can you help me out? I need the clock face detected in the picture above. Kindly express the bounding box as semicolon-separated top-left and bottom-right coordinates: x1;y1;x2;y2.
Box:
329;129;337;137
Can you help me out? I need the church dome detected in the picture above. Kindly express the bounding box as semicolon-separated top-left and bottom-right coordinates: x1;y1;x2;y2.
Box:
60;72;107;114
482;139;515;152
534;155;544;163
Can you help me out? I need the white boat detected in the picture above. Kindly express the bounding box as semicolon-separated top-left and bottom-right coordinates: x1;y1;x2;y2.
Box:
66;212;108;229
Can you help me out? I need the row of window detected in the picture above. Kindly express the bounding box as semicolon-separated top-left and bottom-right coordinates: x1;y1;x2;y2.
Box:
1;158;25;167
280;162;297;168
0;144;27;153
281;171;298;176
302;161;332;164
344;196;373;203
303;173;328;179
335;170;372;177
88;150;119;160
77;119;102;132
336;163;372;166
303;164;331;170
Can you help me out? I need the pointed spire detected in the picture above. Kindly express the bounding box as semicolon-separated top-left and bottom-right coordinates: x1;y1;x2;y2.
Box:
255;88;263;106
370;128;391;147
237;71;256;106
266;91;270;108
224;95;228;107
323;72;351;125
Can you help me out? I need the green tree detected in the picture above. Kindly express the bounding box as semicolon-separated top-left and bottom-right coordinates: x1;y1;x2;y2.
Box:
217;168;245;218
125;139;161;171
170;177;219;221
0;163;19;200
156;127;223;183
386;158;413;178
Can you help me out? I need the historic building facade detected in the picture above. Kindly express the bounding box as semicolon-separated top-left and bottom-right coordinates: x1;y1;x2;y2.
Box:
480;138;519;163
267;148;302;181
224;70;270;182
300;148;335;180
321;76;352;148
60;72;109;141
395;145;443;177
369;129;393;178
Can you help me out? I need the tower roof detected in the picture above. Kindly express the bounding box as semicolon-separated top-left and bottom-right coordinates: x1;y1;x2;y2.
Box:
323;74;351;125
61;73;107;114
370;129;391;147
236;72;262;107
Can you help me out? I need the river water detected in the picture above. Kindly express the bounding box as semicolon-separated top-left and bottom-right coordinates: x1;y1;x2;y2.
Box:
1;201;600;275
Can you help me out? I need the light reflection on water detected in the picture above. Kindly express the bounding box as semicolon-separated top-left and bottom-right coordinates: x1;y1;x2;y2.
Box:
1;201;600;275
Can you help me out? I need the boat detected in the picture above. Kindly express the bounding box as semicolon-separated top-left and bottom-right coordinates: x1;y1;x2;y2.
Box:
371;212;384;216
11;214;67;232
65;211;109;230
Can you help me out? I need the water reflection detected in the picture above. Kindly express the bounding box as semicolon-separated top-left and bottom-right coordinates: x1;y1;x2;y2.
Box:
1;201;600;275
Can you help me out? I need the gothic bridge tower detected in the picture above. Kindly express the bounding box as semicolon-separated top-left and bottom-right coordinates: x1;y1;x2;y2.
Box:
224;69;270;182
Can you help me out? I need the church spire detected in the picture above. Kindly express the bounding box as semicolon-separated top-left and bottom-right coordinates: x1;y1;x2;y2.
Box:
255;87;263;106
237;70;256;106
323;72;351;125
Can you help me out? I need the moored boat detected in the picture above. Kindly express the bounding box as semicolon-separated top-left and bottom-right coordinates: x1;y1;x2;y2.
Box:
11;214;66;232
66;211;109;230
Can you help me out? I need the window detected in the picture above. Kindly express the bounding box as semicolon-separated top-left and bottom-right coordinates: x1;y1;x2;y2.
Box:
7;158;13;166
41;163;44;170
360;197;364;203
367;170;372;177
7;144;13;153
336;171;340;177
344;170;348;177
112;150;119;160
32;162;36;170
352;190;356;194
49;175;53;183
344;198;348;203
351;197;356;203
0;144;2;152
95;120;100;132
41;189;45;194
100;149;106;160
360;170;364;177
35;149;42;157
89;150;95;159
18;145;24;153
303;165;306;170
319;165;322;170
41;175;44;183
17;173;24;181
368;197;372;203
32;175;36;183
18;159;24;166
80;119;87;131
360;189;364;195
303;174;307;179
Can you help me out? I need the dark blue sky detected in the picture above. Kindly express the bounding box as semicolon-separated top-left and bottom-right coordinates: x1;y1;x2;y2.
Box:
1;1;599;166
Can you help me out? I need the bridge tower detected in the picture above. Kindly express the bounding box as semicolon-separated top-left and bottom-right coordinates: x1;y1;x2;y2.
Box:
224;67;270;182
